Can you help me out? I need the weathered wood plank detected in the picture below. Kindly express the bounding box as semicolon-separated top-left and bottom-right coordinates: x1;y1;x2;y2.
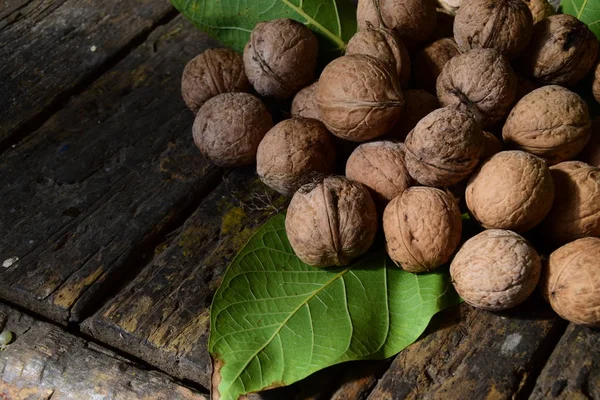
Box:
530;324;600;399
0;17;222;324
0;303;207;399
0;0;174;149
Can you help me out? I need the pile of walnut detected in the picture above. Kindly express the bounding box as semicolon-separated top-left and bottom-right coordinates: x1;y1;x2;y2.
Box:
181;0;600;327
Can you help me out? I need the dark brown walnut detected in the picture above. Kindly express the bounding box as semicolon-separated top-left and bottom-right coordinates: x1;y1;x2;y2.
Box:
503;85;591;165
243;18;318;99
383;187;462;273
291;82;320;121
541;237;600;327
436;0;462;15
437;49;517;127
345;141;413;205
520;14;599;86
466;150;554;232
285;176;378;267
404;107;484;187
482;131;503;160
522;0;555;24
346;25;411;87
316;54;404;141
356;0;438;45
392;90;439;140
413;38;460;93
181;48;250;113
540;161;600;245
581;119;600;167
256;118;336;197
192;93;273;167
450;229;541;310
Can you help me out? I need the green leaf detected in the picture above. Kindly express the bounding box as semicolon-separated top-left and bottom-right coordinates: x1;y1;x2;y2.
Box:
209;214;461;400
170;0;357;56
561;0;600;39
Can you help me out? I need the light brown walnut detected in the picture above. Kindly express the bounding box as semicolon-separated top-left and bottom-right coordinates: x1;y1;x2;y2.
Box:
522;0;555;24
392;90;439;140
413;38;460;94
291;82;320;121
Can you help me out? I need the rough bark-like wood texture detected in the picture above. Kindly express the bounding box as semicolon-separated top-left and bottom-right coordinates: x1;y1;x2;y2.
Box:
0;17;221;324
0;0;175;149
531;324;600;399
0;303;207;400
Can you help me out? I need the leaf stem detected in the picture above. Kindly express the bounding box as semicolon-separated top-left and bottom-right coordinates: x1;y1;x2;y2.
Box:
281;0;346;50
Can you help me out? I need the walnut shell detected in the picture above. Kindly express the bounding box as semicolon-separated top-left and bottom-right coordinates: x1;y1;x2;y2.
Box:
523;0;555;24
316;54;404;142
405;107;484;187
541;237;600;327
192;93;273;167
243;19;318;99
437;49;517;127
466;150;554;232
291;82;320;121
392;90;439;140
256;118;336;197
413;38;460;93
436;0;462;15
450;229;541;311
181;48;251;113
540;161;600;245
502;85;591;165
581;119;600;168
285;176;378;267
345;141;413;205
520;14;599;87
383;187;462;273
482;131;504;160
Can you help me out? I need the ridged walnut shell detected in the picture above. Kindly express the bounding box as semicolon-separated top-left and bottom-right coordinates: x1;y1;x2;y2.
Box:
581;119;600;168
345;141;413;205
383;187;462;273
520;14;598;86
413;38;460;93
392;90;439;140
541;161;600;245
181;48;251;113
285;176;378;267
450;229;541;311
437;49;517;127
256;118;336;197
541;237;600;327
405;107;484;187
192;93;273;167
316;54;404;142
291;82;320;121
466;150;554;232
503;85;591;165
523;0;555;24
243;19;318;99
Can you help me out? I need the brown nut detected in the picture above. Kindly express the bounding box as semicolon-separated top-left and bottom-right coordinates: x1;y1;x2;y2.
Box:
346;25;411;87
413;38;460;93
450;229;541;311
437;49;517;127
345;141;413;205
581;119;600;168
243;19;318;99
285;176;378;267
383;187;462;273
466;150;554;233
520;14;598;86
540;161;600;245
256;118;336;197
291;82;320;121
391;90;439;140
482;131;504;160
181;48;251;114
503;85;591;165
541;237;600;327
316;54;404;142
192;93;273;167
522;0;555;24
405;107;484;187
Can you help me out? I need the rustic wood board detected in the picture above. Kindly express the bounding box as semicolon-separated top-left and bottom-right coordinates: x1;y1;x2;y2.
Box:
0;17;222;324
0;0;176;150
0;303;207;399
530;323;600;399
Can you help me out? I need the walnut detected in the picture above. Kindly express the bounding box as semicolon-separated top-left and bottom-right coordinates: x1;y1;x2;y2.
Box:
466;150;554;232
522;0;555;24
450;229;541;311
391;90;439;140
503;85;591;165
192;93;273;167
437;49;517;127
520;14;598;86
181;48;250;113
541;237;600;327
256;118;336;197
316;54;404;142
345;141;413;205
436;0;462;15
291;82;320;121
383;187;462;273
285;176;378;267
581;119;600;168
482;131;504;160
404;106;484;187
413;38;460;93
243;19;318;99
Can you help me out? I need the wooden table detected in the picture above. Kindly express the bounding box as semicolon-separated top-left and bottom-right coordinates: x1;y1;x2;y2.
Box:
0;1;598;399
